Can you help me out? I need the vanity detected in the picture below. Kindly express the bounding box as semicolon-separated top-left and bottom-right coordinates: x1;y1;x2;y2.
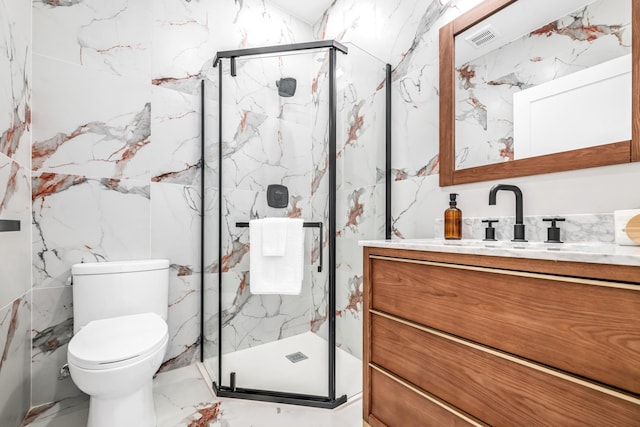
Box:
360;240;640;426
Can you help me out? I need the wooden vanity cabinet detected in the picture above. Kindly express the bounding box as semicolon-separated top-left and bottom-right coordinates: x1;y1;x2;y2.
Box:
362;246;640;427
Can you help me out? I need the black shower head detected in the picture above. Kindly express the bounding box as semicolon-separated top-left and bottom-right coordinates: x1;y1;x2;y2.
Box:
276;77;297;97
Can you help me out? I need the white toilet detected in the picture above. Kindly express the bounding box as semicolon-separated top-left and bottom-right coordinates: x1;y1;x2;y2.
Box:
67;259;170;427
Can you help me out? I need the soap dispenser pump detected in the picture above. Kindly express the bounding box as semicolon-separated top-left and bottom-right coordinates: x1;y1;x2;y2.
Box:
444;193;462;240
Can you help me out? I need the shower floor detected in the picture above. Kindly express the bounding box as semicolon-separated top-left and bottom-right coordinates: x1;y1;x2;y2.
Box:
204;331;362;399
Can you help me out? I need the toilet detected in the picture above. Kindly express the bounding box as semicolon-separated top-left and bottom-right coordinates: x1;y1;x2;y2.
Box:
67;259;170;427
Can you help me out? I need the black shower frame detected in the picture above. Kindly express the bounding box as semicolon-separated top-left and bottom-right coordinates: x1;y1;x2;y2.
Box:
202;40;391;409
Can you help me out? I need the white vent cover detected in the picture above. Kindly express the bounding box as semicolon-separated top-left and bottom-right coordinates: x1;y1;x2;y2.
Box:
465;24;502;48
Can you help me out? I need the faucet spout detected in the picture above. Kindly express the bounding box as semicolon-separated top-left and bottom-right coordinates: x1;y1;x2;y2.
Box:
488;184;526;241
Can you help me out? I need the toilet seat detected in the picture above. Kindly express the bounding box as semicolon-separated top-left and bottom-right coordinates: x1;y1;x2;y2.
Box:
68;312;168;370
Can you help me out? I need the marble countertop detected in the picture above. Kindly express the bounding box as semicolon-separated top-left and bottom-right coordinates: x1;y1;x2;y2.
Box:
359;238;640;267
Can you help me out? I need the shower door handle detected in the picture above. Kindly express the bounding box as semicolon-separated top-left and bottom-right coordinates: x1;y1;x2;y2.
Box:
304;222;323;273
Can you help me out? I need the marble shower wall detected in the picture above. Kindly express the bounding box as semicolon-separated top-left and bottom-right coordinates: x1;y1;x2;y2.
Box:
214;52;324;355
315;0;484;240
31;0;312;409
204;41;388;364
313;0;483;357
194;4;316;366
455;0;631;169
0;0;32;425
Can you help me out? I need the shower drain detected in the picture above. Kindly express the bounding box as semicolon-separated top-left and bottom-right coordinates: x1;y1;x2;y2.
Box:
285;351;308;363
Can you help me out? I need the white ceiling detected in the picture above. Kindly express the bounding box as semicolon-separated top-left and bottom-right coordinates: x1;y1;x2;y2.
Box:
268;0;334;25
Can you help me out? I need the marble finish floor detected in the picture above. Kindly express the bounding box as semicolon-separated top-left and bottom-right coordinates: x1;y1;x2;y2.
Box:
21;364;363;427
203;332;362;399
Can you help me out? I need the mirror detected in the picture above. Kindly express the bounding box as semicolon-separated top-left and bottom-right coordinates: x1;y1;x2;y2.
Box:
439;0;639;186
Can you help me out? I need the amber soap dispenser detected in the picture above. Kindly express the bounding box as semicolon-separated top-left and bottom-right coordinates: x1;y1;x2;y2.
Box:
444;193;462;240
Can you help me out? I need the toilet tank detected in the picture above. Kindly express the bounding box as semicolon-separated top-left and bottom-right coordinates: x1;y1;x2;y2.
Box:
71;259;169;333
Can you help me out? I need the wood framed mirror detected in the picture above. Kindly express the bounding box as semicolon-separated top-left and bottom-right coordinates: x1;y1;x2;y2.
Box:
439;0;639;186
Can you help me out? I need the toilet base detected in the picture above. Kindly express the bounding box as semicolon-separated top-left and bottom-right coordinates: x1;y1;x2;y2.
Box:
87;382;156;427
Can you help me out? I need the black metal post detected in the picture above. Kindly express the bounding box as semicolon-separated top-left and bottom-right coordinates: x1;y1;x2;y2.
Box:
230;57;237;77
385;64;392;240
217;63;223;389
328;47;337;402
230;372;236;391
213;40;348;67
200;80;205;363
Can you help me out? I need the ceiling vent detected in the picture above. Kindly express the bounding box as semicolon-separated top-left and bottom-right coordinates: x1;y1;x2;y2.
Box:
465;24;502;48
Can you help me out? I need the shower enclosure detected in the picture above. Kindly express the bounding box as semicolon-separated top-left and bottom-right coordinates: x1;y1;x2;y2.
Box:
201;40;389;408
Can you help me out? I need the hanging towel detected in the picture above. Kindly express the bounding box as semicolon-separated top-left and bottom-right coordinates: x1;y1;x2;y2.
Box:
261;217;289;256
249;218;305;295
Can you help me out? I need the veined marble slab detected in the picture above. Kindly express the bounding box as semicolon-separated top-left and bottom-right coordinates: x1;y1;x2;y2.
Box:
434;213;615;244
359;238;640;267
23;364;362;427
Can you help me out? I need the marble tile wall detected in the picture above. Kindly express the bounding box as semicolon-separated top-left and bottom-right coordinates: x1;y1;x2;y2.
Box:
1;0;32;425
0;296;31;427
316;0;474;229
313;0;486;358
32;0;153;406
197;6;316;366
204;38;388;364
30;0;313;409
434;213;616;243
213;52;326;356
333;45;387;358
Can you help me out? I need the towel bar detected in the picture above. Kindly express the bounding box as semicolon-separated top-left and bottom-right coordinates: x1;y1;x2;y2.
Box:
236;221;323;272
0;219;20;232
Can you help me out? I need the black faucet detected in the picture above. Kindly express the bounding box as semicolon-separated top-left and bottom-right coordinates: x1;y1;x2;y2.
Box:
488;184;526;242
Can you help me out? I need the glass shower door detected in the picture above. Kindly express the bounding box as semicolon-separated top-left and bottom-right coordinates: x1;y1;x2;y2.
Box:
202;40;389;408
333;43;388;399
209;48;332;399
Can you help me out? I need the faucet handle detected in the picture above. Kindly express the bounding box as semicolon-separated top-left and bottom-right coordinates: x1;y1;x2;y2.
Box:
543;217;565;243
543;217;566;226
482;219;499;241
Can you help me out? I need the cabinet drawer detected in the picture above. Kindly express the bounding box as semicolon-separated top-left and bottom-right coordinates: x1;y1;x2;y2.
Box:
370;256;640;394
368;366;481;427
371;312;640;426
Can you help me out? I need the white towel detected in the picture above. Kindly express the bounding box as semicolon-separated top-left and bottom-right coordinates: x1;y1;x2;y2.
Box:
249;218;304;295
261;217;288;256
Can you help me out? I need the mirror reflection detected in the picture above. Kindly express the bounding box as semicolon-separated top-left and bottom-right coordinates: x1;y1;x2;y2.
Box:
454;0;632;170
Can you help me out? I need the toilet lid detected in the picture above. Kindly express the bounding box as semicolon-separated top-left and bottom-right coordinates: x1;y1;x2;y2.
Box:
68;313;168;370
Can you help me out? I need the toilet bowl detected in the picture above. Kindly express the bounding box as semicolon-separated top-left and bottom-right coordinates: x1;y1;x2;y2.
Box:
67;259;169;427
68;313;168;427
